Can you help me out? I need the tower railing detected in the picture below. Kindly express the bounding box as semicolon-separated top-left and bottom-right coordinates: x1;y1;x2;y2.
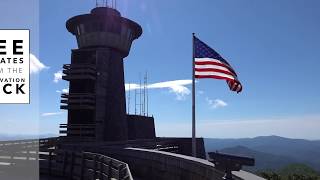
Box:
59;124;96;138
60;93;96;110
62;63;97;81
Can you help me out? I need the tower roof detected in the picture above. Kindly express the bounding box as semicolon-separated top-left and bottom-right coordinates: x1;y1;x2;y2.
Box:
65;7;142;56
66;7;142;40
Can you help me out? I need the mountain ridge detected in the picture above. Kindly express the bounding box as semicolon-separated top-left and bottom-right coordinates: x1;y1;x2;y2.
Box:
205;136;320;171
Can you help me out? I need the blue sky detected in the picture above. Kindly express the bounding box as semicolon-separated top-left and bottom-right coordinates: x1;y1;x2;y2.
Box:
1;0;320;139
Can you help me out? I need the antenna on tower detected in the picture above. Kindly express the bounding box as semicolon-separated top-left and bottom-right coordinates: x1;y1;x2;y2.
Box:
96;0;108;7
134;88;137;115
128;82;131;114
133;73;148;116
143;71;148;116
139;75;142;115
146;71;149;116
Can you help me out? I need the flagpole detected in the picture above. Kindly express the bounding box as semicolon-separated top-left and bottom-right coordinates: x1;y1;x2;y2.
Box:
192;33;196;157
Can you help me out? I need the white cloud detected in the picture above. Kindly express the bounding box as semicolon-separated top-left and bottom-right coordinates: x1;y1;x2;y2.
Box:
125;80;192;100
169;85;191;100
53;70;63;83
125;83;141;91
206;97;228;109
41;112;64;117
30;53;48;74
146;23;152;34
156;115;320;140
198;90;204;95
56;88;69;94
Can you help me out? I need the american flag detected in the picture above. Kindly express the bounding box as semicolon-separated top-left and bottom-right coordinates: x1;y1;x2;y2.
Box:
194;36;242;93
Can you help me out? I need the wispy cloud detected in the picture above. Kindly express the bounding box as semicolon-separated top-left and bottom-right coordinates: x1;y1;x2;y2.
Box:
125;83;140;90
198;90;204;95
125;80;192;100
30;53;48;74
56;88;69;94
206;97;228;109
146;23;152;35
53;70;63;83
156;115;320;140
41;112;64;117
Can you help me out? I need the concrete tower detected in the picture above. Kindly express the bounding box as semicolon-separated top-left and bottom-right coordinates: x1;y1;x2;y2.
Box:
60;7;142;141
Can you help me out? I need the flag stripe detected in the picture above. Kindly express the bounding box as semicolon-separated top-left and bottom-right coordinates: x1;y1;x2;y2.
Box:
195;75;234;81
195;71;235;81
194;68;235;76
195;61;230;69
194;58;224;62
195;58;237;76
195;64;234;73
195;58;232;67
228;80;242;92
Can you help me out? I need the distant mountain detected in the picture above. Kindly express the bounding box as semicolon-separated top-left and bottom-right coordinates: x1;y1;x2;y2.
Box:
204;136;320;171
218;146;298;172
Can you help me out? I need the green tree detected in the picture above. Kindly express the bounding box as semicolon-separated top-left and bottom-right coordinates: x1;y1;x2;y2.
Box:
257;163;320;180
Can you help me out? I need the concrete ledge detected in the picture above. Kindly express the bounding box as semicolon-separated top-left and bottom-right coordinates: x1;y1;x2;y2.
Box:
104;147;231;180
233;171;266;180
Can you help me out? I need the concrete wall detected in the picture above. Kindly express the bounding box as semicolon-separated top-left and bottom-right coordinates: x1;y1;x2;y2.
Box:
103;147;226;180
54;139;265;180
96;48;128;141
157;137;207;159
67;48;129;142
102;148;265;180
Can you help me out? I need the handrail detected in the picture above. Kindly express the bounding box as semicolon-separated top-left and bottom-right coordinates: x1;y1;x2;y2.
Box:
60;93;96;109
59;124;96;137
63;63;96;70
62;64;97;80
61;93;95;98
40;150;133;180
59;124;96;128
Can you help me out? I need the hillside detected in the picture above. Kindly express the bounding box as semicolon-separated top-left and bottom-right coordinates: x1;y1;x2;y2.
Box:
219;146;297;172
258;164;320;179
205;136;320;171
278;164;319;177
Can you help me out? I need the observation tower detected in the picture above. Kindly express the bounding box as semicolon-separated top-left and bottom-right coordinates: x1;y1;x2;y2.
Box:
60;5;142;141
